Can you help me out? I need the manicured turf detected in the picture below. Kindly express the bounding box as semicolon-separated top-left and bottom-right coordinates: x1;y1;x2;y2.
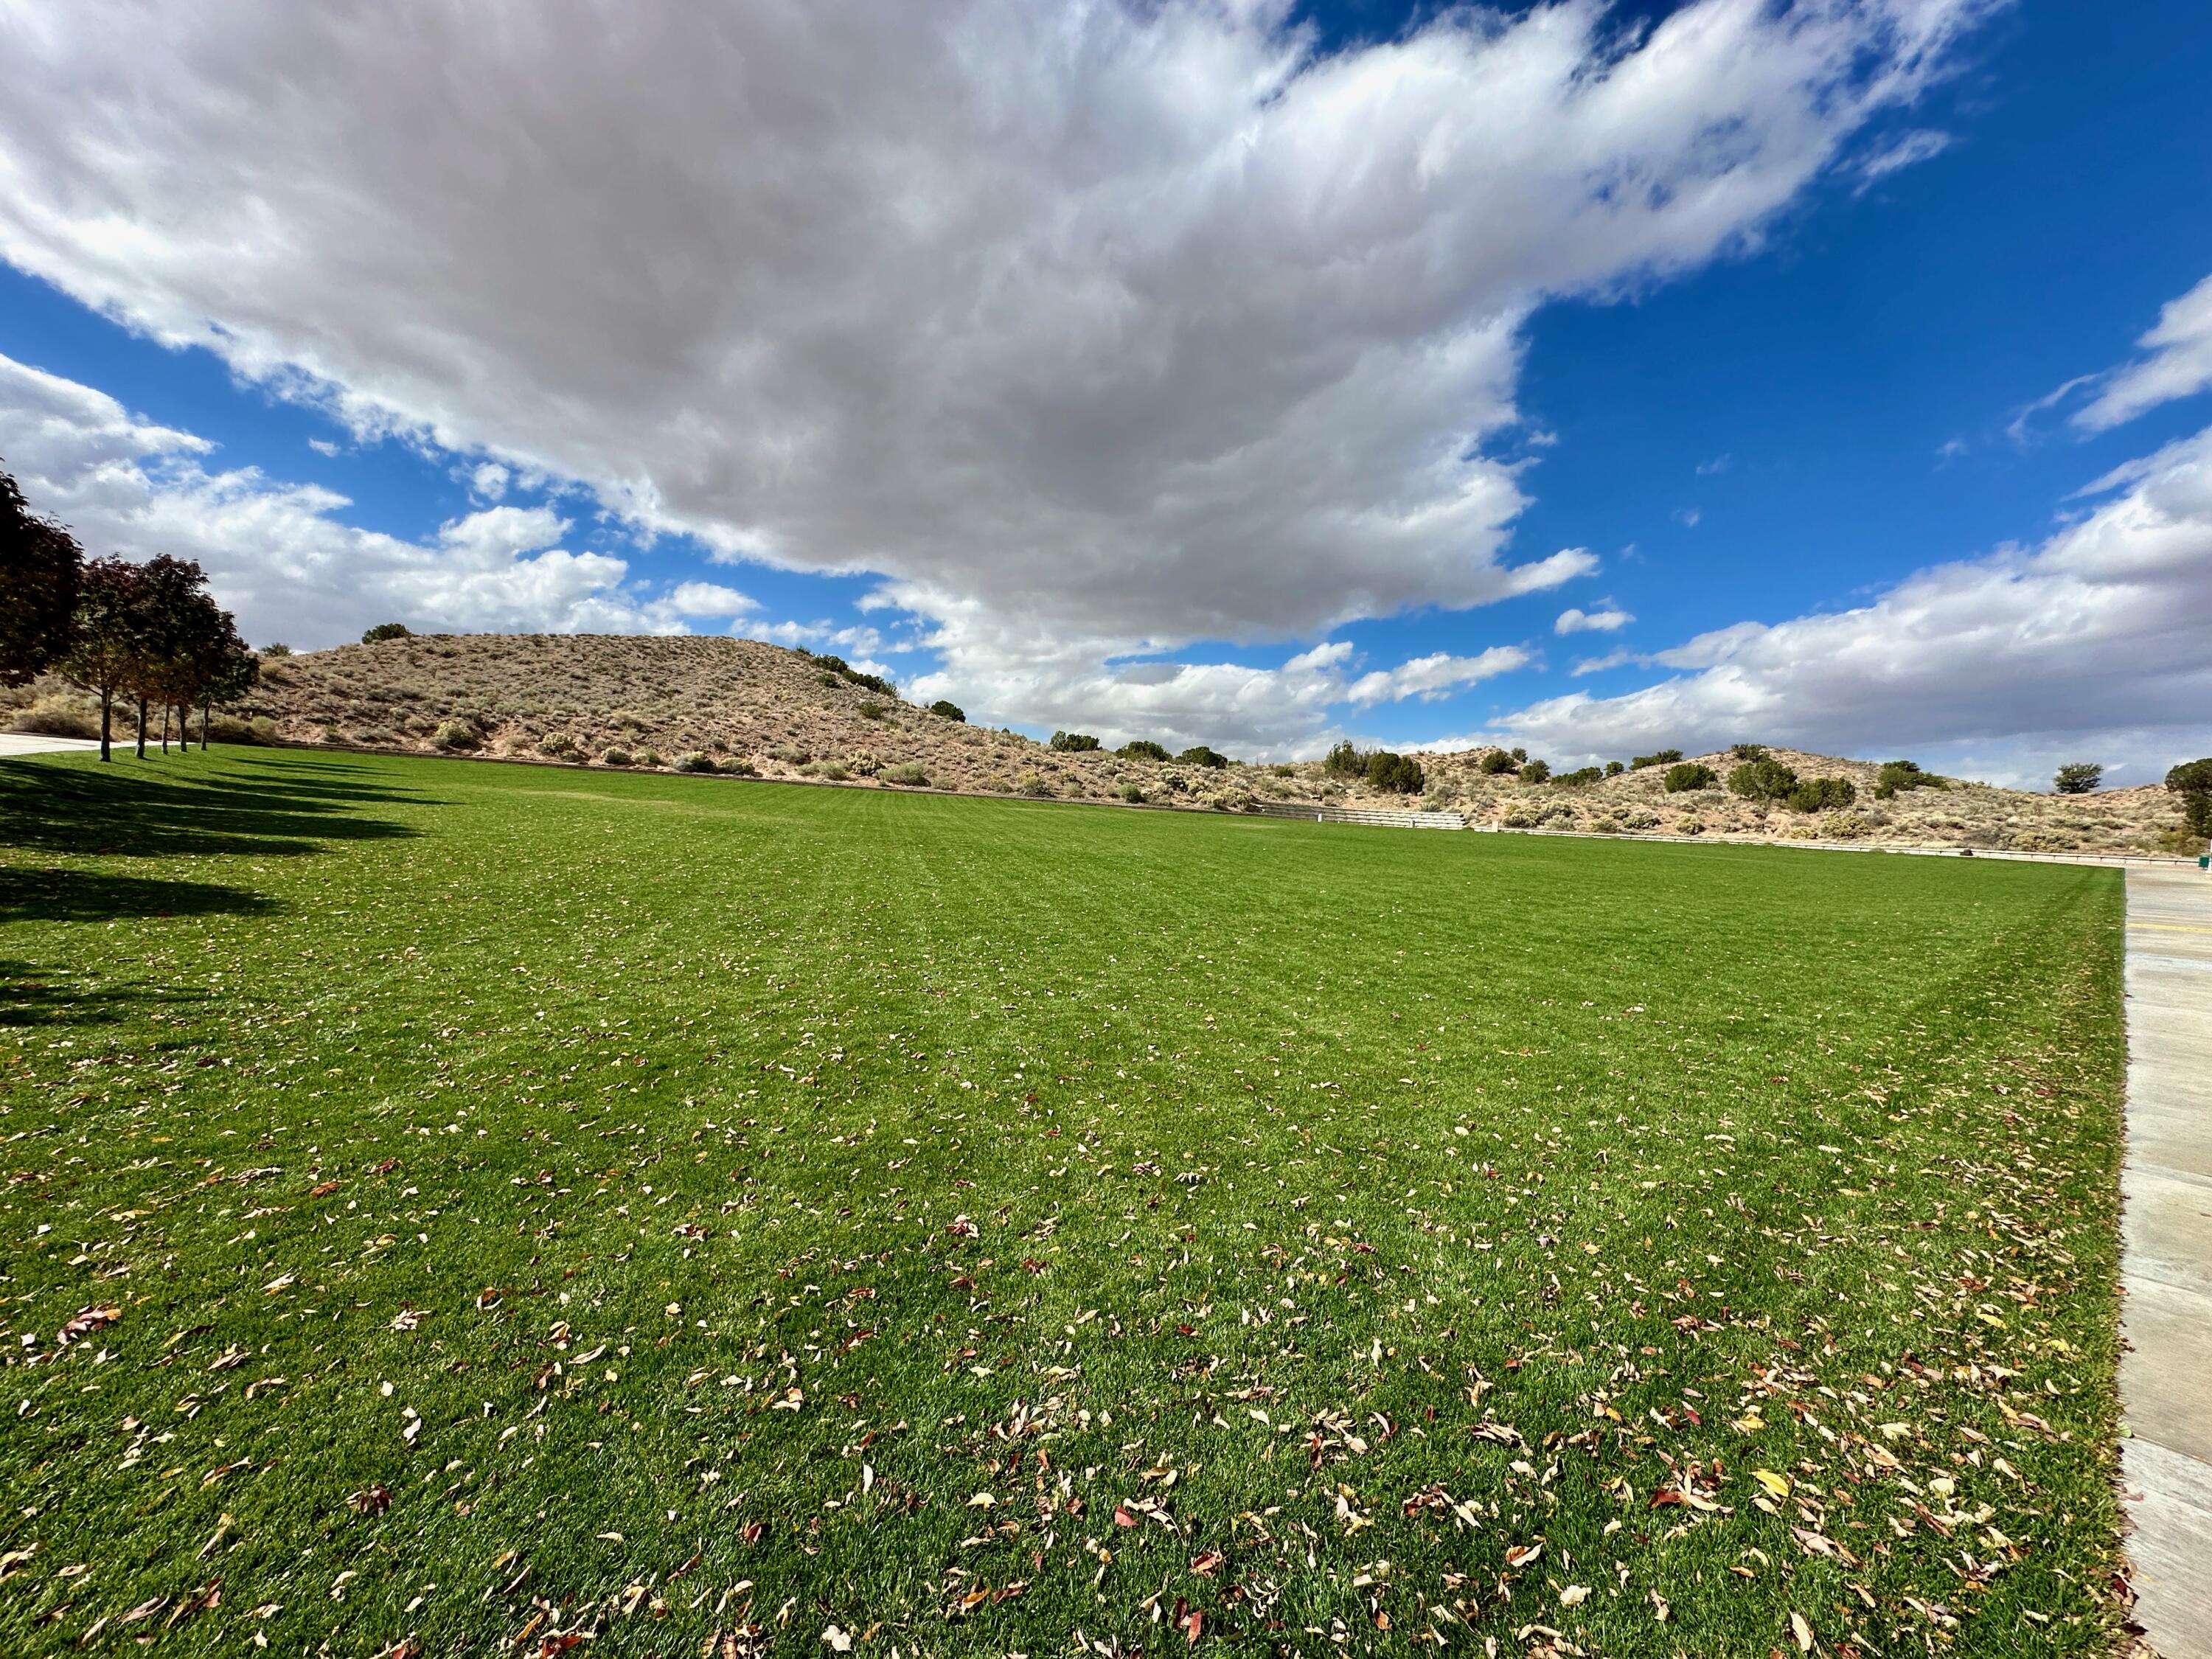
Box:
0;749;2128;1656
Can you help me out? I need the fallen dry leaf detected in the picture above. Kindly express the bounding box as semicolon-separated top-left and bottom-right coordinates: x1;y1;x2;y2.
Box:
56;1304;120;1347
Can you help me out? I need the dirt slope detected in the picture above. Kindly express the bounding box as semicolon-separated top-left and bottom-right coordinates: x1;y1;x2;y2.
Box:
240;633;1261;808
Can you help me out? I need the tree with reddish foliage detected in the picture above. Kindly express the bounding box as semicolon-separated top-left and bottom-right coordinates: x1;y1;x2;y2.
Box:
0;462;84;686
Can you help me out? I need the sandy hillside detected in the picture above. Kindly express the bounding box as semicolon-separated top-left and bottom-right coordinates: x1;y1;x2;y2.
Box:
7;633;2197;855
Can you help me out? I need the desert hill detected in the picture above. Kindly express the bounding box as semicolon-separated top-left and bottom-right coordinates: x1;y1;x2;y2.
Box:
8;632;2192;855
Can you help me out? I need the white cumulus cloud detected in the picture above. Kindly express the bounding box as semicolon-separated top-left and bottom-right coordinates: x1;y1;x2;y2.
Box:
1475;421;2212;785
0;0;1997;709
1555;605;1633;635
0;350;703;643
665;582;757;619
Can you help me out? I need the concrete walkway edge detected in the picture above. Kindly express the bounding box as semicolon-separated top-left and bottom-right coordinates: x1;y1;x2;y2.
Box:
2121;865;2212;1655
0;733;103;757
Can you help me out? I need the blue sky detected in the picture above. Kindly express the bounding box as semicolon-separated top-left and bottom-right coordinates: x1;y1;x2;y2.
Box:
1;0;2208;785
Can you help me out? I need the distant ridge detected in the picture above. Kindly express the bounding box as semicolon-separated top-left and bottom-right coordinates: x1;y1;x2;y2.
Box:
116;632;2190;857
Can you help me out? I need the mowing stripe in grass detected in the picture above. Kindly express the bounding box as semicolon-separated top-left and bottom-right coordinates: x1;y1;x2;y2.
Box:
0;748;2129;1656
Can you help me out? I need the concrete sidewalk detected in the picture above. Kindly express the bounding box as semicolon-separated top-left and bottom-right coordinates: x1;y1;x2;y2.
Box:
2122;864;2212;1655
0;732;102;756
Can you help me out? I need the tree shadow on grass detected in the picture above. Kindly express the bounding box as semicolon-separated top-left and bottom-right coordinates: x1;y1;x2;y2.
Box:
0;757;428;858
0;866;279;925
0;958;215;1029
223;753;453;806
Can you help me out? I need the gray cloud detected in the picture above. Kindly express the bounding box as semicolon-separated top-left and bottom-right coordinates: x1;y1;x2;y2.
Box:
0;0;1994;687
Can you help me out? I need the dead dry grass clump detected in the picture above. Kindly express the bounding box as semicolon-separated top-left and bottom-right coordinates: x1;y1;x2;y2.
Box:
3;678;101;738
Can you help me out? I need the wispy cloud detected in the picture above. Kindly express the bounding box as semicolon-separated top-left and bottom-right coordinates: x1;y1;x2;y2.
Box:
2073;271;2212;431
1570;649;1642;677
1852;127;1952;190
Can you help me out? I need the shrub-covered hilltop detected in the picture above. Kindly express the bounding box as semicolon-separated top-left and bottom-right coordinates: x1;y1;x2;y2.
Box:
195;633;1270;809
13;631;2197;854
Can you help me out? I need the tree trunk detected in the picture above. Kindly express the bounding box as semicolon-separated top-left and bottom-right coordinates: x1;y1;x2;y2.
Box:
99;691;113;762
161;703;171;754
135;698;147;759
201;703;211;751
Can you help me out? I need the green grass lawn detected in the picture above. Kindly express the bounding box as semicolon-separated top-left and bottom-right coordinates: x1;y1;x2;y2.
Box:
0;748;2129;1657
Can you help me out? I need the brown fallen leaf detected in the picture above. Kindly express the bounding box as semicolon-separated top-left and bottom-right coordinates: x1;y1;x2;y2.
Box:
57;1304;120;1347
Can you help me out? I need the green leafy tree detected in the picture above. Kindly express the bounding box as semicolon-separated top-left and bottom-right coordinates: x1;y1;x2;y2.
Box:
58;558;147;762
928;700;965;723
1117;739;1170;762
2052;762;2102;795
1517;758;1551;784
362;622;413;643
119;556;210;759
1049;731;1100;752
1178;745;1229;769
195;620;259;750
0;464;83;685
1663;762;1717;793
1478;749;1517;776
2168;759;2212;841
145;587;230;754
1630;748;1682;770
